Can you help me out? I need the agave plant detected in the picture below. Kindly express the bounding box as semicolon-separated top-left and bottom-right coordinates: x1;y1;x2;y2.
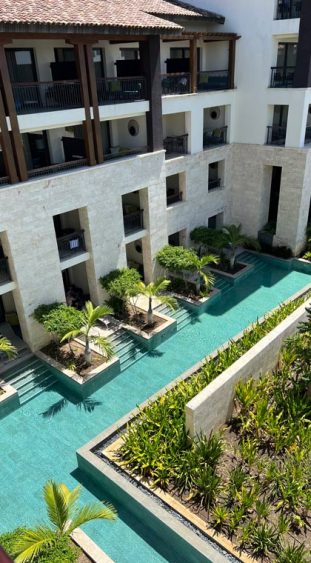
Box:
135;278;177;325
0;336;17;360
61;301;114;365
13;480;117;562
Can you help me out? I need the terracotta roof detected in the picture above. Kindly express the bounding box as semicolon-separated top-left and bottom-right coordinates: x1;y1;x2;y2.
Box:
0;0;224;32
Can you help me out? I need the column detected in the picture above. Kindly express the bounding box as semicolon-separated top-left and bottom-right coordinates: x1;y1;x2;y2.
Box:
85;44;104;164
139;36;163;152
228;39;236;89
190;38;198;93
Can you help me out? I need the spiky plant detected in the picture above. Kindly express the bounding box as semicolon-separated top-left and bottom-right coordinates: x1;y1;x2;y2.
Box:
0;336;17;360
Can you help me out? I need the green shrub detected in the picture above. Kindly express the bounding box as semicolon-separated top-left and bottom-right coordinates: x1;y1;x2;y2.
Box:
33;303;84;341
100;268;141;300
0;529;80;562
156;245;198;273
0;528;26;557
190;226;225;248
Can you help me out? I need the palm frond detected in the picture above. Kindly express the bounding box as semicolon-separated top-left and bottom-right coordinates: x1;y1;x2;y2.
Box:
67;502;117;535
60;328;81;343
14;527;56;563
0;336;17;359
158;294;178;311
90;335;114;360
200;254;219;267
43;481;69;532
58;483;81;515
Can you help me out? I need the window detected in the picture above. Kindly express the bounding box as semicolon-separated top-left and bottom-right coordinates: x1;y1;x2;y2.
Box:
276;43;298;68
170;48;190;59
120;48;140;60
6;48;37;82
54;47;104;77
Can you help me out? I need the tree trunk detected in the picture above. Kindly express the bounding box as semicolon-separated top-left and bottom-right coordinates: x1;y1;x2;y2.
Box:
147;297;153;325
230;250;236;271
84;335;92;365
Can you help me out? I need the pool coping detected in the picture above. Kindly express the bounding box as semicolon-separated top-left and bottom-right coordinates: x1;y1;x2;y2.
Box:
71;528;114;563
77;283;311;563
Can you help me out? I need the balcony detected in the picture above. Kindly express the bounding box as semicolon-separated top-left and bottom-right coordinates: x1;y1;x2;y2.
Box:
11;81;82;114
270;67;295;88
167;191;183;206
0;257;11;285
123;209;144;236
203;126;228;149
97;76;146;105
197;70;230;92
266;125;287;146
161;73;191;96
276;0;301;19
28;159;88;180
164;134;188;156
57;230;86;260
208;178;222;190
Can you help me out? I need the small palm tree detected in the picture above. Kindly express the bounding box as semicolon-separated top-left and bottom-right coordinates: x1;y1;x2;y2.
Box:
136;278;177;325
13;480;117;563
191;254;219;294
0;336;17;360
222;224;260;270
61;301;114;365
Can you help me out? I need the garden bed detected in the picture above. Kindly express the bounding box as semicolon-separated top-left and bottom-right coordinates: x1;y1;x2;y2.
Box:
42;340;105;377
209;261;253;281
121;306;176;350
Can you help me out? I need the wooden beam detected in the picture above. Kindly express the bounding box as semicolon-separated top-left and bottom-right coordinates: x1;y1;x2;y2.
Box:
0;92;19;183
228;39;236;89
73;42;96;166
0;32;149;42
190;38;197;94
139;36;163;152
85;44;104;164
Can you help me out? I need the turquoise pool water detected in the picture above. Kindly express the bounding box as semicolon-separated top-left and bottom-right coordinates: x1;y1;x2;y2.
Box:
0;254;310;562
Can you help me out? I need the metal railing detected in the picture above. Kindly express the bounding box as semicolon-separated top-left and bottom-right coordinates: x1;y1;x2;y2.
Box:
0;176;9;187
57;230;86;260
164;134;188;155
270;66;295;87
0;257;11;284
266;125;287;145
208;178;222;190
197;70;230;92
276;0;301;19
12;81;82;114
203;126;228;148
167;191;183;206
97;76;146;104
161;73;191;95
105;147;147;161
28;159;88;179
123;209;144;235
305;126;311;145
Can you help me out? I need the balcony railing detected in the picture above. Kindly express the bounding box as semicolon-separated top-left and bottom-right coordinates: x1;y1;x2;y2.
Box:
105;147;147;161
11;81;82;114
97;76;146;104
164;134;188;156
305;126;311;145
270;66;295;87
28;159;88;180
197;70;230;92
123;209;144;235
167;191;183;206
57;230;86;260
208;178;222;190
161;73;191;95
0;257;11;285
0;176;9;187
266;125;287;145
203;126;228;148
276;0;301;19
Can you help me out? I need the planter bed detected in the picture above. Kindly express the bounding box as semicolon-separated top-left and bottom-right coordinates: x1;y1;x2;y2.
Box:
0;382;19;419
121;307;176;350
168;275;220;313
209;262;254;282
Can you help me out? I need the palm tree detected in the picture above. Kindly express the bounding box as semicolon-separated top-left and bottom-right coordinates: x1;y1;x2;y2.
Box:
61;301;114;365
190;254;219;294
0;336;17;360
136;278;177;325
13;480;117;563
222;224;260;270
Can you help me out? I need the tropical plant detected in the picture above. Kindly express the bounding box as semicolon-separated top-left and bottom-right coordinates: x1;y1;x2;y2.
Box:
12;480;117;563
190;254;218;294
135;278;177;325
100;268;141;316
33;303;84;342
0;336;17;359
61;301;113;365
190;226;225;253
221;224;260;270
277;543;310;563
247;524;280;556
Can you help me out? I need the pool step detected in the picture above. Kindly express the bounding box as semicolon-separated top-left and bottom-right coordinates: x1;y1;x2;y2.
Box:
108;328;146;371
3;357;56;405
155;303;194;331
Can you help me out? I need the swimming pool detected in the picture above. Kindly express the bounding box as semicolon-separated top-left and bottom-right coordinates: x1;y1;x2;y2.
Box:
0;253;310;562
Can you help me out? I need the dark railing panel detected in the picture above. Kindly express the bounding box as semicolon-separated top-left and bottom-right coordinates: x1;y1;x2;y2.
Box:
164;134;188;155
270;66;295;87
97;76;146;105
105;147;147;161
161;73;191;95
0;176;9;187
28;159;88;179
167;192;182;206
305;126;311;144
12;81;82;114
276;0;301;19
203;126;228;148
57;230;86;260
208;178;222;190
123;210;144;235
197;70;229;92
266;125;287;145
0;257;11;285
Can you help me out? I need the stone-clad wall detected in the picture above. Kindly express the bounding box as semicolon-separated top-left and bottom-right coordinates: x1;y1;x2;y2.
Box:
0;149;228;350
